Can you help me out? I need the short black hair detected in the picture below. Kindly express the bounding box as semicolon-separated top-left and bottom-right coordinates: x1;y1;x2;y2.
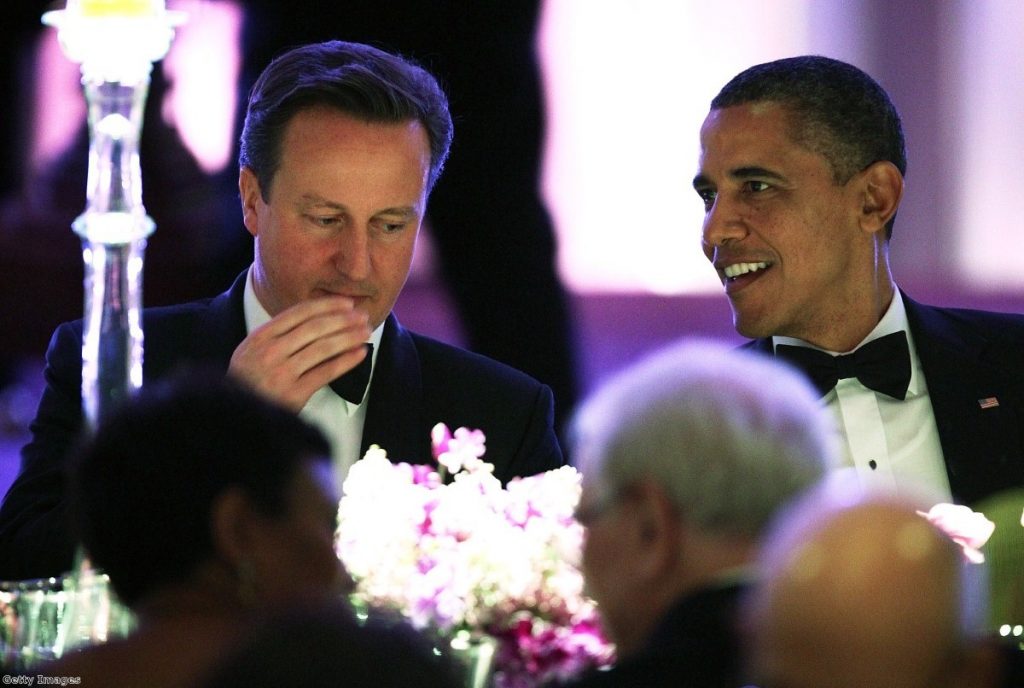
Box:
70;371;331;607
711;55;906;237
239;40;453;199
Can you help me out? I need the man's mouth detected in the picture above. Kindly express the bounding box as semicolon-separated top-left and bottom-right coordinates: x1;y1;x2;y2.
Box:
723;261;770;280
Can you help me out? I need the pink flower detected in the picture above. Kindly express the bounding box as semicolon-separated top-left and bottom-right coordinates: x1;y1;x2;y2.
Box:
490;612;613;688
432;423;487;475
411;463;441;487
431;422;454;459
917;503;995;564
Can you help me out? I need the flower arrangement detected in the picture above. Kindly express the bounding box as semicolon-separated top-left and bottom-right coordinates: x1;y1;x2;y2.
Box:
335;424;613;687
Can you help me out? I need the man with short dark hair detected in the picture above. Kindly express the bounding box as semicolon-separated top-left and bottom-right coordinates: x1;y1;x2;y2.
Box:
693;55;1024;509
0;41;563;581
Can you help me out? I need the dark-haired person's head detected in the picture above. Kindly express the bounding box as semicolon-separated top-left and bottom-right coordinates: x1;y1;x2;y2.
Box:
710;55;905;239
238;40;453;200
71;372;344;609
694;56;906;351
237;40;453;331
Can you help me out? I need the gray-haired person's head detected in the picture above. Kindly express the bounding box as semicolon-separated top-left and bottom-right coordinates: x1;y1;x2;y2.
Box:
571;339;837;538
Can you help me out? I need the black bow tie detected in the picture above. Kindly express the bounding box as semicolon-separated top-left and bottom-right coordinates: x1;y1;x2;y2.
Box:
774;331;911;400
329;344;374;404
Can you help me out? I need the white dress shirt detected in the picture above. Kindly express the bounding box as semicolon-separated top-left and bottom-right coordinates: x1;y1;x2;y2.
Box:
243;269;383;494
774;291;953;505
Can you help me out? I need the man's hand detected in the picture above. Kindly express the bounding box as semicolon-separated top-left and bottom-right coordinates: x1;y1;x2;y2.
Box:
228;297;371;411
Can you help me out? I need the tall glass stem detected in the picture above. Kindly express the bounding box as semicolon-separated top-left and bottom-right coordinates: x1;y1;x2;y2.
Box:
73;74;155;431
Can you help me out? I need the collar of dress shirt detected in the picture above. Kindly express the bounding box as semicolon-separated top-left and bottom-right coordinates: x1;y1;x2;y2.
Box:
242;266;384;409
771;289;924;398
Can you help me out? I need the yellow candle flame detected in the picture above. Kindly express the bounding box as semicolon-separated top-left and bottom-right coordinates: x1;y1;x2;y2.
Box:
75;0;164;17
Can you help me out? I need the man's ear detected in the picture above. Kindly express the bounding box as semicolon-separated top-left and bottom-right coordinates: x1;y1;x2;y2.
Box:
857;160;903;236
210;486;259;569
631;481;683;581
238;167;264;239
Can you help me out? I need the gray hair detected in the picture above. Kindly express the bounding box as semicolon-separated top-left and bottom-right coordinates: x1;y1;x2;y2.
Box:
571;339;837;538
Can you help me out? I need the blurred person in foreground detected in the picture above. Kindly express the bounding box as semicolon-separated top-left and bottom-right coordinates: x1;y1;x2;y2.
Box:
37;373;349;686
562;339;837;687
200;602;460;688
743;477;1022;688
693;55;1024;508
0;39;564;581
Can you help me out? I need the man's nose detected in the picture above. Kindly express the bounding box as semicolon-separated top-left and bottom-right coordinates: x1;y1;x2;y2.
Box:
701;193;748;253
334;228;371;280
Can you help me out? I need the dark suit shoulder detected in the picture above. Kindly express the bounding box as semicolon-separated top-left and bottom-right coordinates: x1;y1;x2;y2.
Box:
393;327;565;479
139;277;246;377
909;300;1024;335
408;330;549;395
563;584;746;688
904;297;1024;376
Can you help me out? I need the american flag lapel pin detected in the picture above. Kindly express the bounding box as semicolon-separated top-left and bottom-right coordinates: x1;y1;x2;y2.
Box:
978;397;1000;409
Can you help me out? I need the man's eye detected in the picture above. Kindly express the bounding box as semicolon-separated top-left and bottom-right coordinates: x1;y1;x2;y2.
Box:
374;219;408;234
307;215;340;227
745;180;771;193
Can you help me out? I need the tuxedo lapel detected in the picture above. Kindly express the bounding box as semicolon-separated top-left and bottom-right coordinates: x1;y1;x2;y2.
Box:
142;270;249;380
197;271;249;358
903;293;1024;505
360;314;430;464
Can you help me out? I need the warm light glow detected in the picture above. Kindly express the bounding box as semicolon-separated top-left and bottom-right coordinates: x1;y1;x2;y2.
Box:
160;0;243;174
537;1;884;295
74;0;164;17
42;1;186;83
539;1;813;294
949;1;1024;289
29;30;85;178
33;1;241;179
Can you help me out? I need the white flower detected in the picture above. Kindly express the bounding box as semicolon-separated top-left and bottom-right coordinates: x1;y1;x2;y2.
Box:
917;503;996;564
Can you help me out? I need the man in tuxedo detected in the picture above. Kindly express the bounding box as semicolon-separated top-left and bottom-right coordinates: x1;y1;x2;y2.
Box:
0;41;563;580
744;478;1014;688
565;339;835;687
693;55;1024;508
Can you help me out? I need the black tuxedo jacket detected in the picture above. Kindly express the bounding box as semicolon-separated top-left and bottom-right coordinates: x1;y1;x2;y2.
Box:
562;582;747;688
743;293;1024;507
0;272;564;580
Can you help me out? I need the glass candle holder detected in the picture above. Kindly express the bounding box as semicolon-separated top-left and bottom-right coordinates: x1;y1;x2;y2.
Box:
42;1;185;429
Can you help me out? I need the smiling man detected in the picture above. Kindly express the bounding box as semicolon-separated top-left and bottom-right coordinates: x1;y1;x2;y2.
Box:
693;56;1024;509
0;41;563;580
